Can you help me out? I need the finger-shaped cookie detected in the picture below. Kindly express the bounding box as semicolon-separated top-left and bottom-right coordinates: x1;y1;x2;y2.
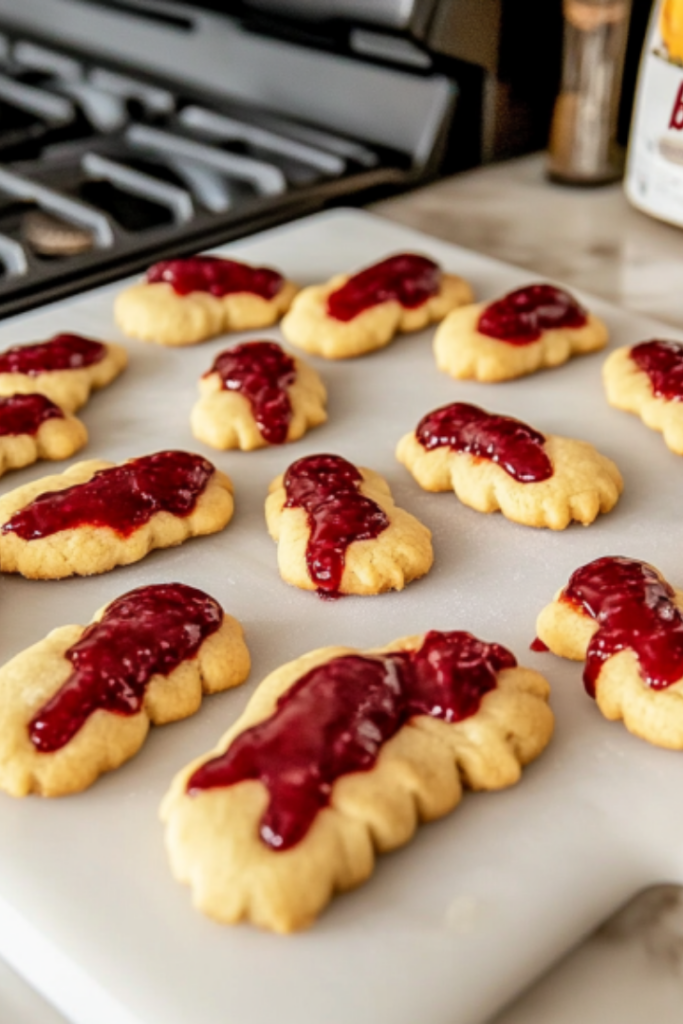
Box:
0;450;234;579
161;629;553;932
115;255;298;346
604;339;683;454
265;453;433;596
280;253;473;359
0;394;87;475
434;284;608;382
397;402;622;530
0;583;250;797
191;340;327;450
536;556;683;749
0;333;127;412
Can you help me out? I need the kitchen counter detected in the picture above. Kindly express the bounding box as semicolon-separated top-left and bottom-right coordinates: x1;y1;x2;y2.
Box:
374;153;683;1024
4;153;683;1024
373;152;683;330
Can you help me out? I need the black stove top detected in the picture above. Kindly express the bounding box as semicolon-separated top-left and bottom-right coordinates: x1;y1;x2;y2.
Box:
0;32;412;318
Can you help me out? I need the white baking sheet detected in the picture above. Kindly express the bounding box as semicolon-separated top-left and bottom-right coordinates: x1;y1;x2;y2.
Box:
0;208;682;1024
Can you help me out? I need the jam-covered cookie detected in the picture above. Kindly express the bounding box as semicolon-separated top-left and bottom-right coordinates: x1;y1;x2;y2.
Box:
265;453;433;597
191;340;327;450
161;629;553;932
115;255;298;346
396;402;623;530
280;253;474;359
604;339;683;454
434;284;608;382
0;583;250;797
0;394;87;476
536;556;683;749
0;333;127;412
0;450;234;579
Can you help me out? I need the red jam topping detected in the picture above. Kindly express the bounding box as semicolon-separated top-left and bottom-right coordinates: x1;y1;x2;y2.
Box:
562;556;683;697
416;402;552;483
207;340;295;445
283;454;389;597
29;583;223;752
326;253;441;322
0;394;64;436
187;630;515;850
0;334;106;376
478;284;587;345
146;255;284;299
631;340;683;401
530;638;549;653
2;450;214;541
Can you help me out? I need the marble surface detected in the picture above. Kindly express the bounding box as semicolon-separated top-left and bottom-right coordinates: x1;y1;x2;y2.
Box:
373;153;683;330
374;153;683;1024
5;155;683;1024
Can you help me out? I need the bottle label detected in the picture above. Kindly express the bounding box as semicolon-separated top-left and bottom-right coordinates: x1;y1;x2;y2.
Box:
625;0;683;226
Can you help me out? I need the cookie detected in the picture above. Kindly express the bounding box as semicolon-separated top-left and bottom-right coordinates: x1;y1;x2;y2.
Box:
0;333;127;412
0;583;250;797
115;255;298;346
536;556;683;749
397;402;622;530
434;283;608;382
603;339;683;454
265;453;433;596
280;252;474;359
0;393;87;475
191;340;327;450
161;629;553;932
0;450;234;579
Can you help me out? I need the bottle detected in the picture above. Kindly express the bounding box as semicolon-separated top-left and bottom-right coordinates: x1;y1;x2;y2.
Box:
625;0;683;224
549;0;633;185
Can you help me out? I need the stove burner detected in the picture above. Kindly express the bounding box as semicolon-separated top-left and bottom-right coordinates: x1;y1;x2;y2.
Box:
23;209;93;255
0;25;403;318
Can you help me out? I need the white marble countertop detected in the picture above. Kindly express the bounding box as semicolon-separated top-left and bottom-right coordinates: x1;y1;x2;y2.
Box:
373;152;683;330
374;153;683;1024
5;154;683;1024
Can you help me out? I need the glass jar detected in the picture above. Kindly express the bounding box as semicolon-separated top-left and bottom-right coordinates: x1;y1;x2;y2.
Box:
548;0;633;185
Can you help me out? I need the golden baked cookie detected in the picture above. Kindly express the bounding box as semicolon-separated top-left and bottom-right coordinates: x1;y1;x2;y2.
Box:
397;402;622;530
434;283;608;382
0;450;234;579
0;583;250;797
0;393;87;476
0;333;127;412
265;453;433;596
603;339;683;454
115;255;298;346
536;556;683;749
280;252;473;359
161;629;553;932
191;340;327;450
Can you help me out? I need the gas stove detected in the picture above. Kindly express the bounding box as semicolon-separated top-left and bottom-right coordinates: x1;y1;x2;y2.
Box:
0;24;412;318
0;0;563;317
